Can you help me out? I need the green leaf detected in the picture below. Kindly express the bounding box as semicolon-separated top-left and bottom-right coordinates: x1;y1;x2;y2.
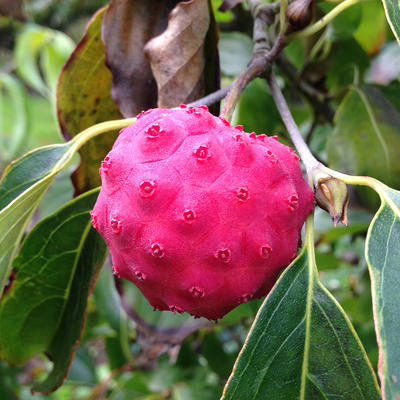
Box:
203;333;236;378
57;6;122;195
0;112;134;296
211;0;234;23
377;80;400;113
0;188;106;393
0;142;76;294
66;346;97;385
222;218;380;400
93;263;131;367
94;264;125;333
365;183;400;399
218;32;253;77
14;24;73;98
354;0;386;55
14;24;49;96
237;79;282;135
327;85;400;207
40;31;75;97
326;39;369;93
284;39;305;70
381;0;400;45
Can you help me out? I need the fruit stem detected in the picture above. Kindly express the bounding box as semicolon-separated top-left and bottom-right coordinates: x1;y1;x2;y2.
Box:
287;0;364;40
70;118;137;153
266;71;321;177
50;118;137;174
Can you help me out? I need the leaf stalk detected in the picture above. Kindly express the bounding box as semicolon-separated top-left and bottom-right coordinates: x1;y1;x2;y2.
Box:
288;0;364;40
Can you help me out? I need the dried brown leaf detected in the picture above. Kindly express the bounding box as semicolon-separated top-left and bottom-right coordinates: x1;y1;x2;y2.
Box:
102;0;179;117
145;0;219;109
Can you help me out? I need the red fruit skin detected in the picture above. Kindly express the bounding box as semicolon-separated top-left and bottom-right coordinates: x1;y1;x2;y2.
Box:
91;105;314;320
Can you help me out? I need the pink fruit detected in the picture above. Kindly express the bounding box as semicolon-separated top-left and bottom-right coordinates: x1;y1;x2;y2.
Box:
91;105;314;320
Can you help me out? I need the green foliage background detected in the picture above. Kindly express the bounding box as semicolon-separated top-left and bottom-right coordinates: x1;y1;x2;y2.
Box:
1;0;400;398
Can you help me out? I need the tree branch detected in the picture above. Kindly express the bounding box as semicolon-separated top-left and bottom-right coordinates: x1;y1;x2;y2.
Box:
266;71;321;176
120;296;211;367
84;363;133;400
218;0;288;122
188;85;232;108
221;33;286;121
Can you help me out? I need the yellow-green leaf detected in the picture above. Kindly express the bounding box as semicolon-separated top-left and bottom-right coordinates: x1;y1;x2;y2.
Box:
57;7;122;195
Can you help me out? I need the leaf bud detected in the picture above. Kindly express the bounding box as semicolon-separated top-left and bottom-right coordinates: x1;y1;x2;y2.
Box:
315;177;349;227
286;0;313;30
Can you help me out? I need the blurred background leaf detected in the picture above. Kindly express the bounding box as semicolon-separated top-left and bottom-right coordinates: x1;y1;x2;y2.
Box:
0;73;27;164
14;24;74;98
327;85;400;208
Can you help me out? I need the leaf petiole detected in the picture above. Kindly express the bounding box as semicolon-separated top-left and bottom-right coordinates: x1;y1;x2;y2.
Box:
51;118;136;175
288;0;365;40
321;166;400;215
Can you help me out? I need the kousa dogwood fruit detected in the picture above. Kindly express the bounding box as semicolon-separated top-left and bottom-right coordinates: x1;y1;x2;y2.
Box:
91;105;314;320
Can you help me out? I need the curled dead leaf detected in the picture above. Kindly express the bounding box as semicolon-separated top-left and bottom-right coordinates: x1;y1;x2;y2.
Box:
145;0;218;108
102;0;180;117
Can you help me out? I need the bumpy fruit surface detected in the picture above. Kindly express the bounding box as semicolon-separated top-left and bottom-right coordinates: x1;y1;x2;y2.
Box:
91;105;314;320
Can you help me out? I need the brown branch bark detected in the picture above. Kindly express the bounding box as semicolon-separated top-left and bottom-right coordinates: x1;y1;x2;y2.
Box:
120;296;212;368
221;33;287;122
220;0;286;122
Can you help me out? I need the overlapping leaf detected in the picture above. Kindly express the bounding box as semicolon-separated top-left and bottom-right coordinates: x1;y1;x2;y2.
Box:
57;7;122;195
0;189;106;393
222;220;380;400
365;183;400;399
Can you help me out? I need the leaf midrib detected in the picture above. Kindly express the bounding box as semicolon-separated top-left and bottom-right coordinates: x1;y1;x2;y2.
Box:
225;260;306;399
300;245;315;400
